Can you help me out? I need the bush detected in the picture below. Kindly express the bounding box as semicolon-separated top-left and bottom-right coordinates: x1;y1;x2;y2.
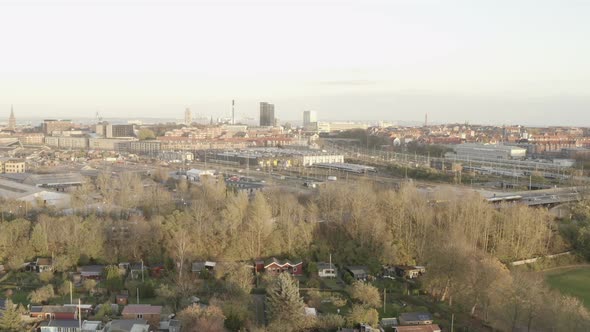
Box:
29;285;55;304
39;271;54;283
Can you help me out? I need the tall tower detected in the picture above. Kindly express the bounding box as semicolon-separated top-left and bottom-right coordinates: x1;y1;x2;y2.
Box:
232;100;235;125
303;110;317;128
259;102;275;126
184;108;192;126
424;113;428;127
8;105;16;131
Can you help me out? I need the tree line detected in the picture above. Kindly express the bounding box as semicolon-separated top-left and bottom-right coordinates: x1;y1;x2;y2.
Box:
1;173;589;330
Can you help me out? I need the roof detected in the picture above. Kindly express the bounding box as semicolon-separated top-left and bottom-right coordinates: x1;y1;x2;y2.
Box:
317;262;336;270
36;257;52;266
31;305;77;313
23;173;85;186
122;304;162;315
79;265;105;275
107;319;149;332
192;261;216;272
264;257;302;268
394;324;441;332
399;312;433;322
39;320;80;328
346;265;368;275
81;320;103;330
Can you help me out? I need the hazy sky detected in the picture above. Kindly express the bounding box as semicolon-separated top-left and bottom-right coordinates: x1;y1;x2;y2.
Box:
1;0;589;125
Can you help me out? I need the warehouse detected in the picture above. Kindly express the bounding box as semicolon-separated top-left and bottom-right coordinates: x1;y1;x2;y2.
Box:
447;143;527;160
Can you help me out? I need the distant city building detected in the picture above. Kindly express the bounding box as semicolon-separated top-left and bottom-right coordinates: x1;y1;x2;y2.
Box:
0;158;26;173
8;105;16;131
184;108;192;125
259;102;275;126
117;140;161;156
328;122;369;132
18;133;44;145
42;119;74;135
95;122;134;138
303;111;318;128
448;143;527;160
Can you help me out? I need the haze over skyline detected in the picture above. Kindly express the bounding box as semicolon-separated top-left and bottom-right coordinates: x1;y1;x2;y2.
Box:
1;0;589;126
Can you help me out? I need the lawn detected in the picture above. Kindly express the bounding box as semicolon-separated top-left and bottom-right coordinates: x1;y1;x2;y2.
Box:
545;266;590;308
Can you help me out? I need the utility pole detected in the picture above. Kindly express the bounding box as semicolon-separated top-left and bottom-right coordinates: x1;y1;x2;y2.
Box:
137;288;140;304
70;281;73;304
383;288;386;313
451;313;454;332
78;298;82;330
141;260;144;282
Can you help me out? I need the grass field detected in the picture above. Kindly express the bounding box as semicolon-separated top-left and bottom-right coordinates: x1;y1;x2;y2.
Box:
545;266;590;308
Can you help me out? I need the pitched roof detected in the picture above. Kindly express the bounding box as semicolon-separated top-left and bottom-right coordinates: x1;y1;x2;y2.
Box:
317;262;336;270
107;319;149;332
264;257;302;268
399;312;433;322
39;320;80;328
36;257;52;266
79;265;105;275
31;305;77;313
394;324;441;332
122;304;162;315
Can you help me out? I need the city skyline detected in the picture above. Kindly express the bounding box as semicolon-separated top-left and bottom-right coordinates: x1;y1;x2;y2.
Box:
1;0;589;125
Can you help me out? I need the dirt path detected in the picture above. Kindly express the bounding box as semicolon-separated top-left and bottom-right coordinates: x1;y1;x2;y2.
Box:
538;264;590;273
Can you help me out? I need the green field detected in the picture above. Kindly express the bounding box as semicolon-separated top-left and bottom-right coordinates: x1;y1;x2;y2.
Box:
546;267;590;308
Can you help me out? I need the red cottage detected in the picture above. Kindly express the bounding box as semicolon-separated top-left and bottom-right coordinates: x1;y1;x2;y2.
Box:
255;257;303;276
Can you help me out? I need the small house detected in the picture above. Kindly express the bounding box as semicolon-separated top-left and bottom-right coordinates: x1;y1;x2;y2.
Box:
63;304;94;317
121;304;162;330
150;264;165;278
79;265;105;280
255;257;303;276
381;317;399;328
39;319;104;332
30;305;78;320
104;319;150;332
36;257;53;273
130;263;148;280
399;312;433;325
393;325;441;332
345;266;368;281
117;293;130;305
39;320;80;332
191;261;216;274
317;262;337;278
394;266;426;279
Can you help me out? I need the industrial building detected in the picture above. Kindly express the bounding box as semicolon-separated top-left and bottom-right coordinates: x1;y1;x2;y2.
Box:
0;178;70;207
210;148;344;168
447;143;527;160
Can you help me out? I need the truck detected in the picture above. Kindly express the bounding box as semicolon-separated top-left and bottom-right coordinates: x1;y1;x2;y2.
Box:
327;176;337;181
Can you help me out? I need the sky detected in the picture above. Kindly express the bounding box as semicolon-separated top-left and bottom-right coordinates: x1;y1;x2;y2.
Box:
0;0;589;126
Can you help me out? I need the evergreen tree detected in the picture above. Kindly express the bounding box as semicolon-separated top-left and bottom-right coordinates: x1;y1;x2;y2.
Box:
266;273;306;332
0;299;25;331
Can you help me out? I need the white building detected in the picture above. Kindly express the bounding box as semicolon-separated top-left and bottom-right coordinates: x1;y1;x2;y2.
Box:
303;111;318;128
449;143;527;160
186;169;216;181
317;262;337;278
